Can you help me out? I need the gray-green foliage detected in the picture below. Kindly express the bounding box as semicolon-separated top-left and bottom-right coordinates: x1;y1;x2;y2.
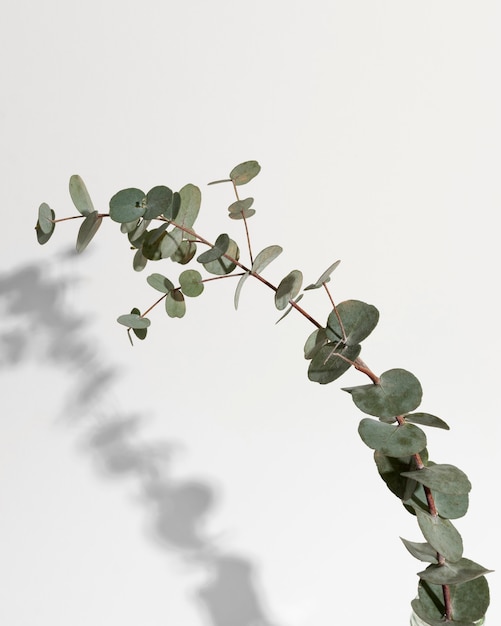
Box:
35;160;492;625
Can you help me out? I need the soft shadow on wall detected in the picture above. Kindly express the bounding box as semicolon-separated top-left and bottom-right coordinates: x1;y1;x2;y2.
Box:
0;254;283;626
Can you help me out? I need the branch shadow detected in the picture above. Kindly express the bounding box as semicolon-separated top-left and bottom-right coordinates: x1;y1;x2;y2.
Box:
0;255;283;626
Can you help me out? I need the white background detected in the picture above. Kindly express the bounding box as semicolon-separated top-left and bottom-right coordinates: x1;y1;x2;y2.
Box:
1;2;499;625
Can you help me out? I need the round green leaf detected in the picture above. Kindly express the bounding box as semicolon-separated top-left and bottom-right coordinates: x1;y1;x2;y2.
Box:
304;327;329;360
434;491;469;519
76;211;102;253
358;418;427;457
141;224;169;260
401;464;472;495
343;368;423;419
202;239;239;275
229;208;256;220
69;174;95;216
146;273;174;293
252;245;283;274
159;227;183;259
229;160;261;186
415;576;490;623
197;233;230;264
144;185;173;219
326;299;379;345
308;342;361;384
275;270;303;310
165;290;186;318
109;188;145;223
133;248;148;271
116;313;151;329
374;451;422;501
414;507;463;562
171;239;197;265
36;203;55;244
132;327;148;340
176;184;201;230
179;269;204;297
228;197;254;213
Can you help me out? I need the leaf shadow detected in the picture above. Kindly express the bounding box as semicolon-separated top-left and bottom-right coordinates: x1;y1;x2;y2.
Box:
0;256;283;626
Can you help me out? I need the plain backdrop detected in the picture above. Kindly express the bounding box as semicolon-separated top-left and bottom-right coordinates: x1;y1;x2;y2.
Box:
1;2;499;625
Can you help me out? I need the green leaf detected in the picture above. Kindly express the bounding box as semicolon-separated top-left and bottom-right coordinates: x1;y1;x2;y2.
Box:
275;270;303;310
36;203;55;244
179;269;204;297
228;197;254;213
117;313;151;329
202;239;239;275
229;208;256;220
159;227;183;259
414;507;463;562
343;368;423;419
229;160;261;186
109;188;145;223
434;491;469;520
144;185;173;219
304;327;329;360
76;211;102;253
401;464;471;495
326;299;379;345
275;294;304;323
234;272;250;310
308;342;361;384
132;327;148;340
133;248;148;271
207;177;232;186
69;175;95;216
171;239;197;264
165;290;186;318
374;451;422;501
358;418;427;457
252;245;283;274
305;260;341;290
163;190;181;220
176;184;201;230
400;538;439;564
405;412;450;430
418;558;493;586
146;273;174;293
197;233;230;263
120;218;141;234
141;224;169;260
415;576;490;624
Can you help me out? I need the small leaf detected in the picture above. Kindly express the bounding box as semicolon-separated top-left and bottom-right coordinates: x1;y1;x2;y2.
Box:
374;451;422;501
434;491;469;520
275;270;303;310
179;269;204;297
229;160;261;186
133;248;148;271
401;464;471;495
414;507;463;562
418;558;493;586
229;208;256;220
117;313;151;329
202;239;239;275
176;184;201;230
207;178;232;186
252;245;283;274
358;418;427;457
308;342;361;384
228;198;254;213
326;299;379;345
36;203;55;244
165;290;186;318
304;327;329;360
343;368;423;419
276;294;304;323
405;412;450;430
305;260;341;290
76;211;102;253
144;185;173;219
234;272;250;310
69;175;95;216
147;273;174;293
171;240;197;264
141;224;169;260
159;227;183;259
197;233;230;264
400;538;439;564
109;188;145;223
132;327;148;340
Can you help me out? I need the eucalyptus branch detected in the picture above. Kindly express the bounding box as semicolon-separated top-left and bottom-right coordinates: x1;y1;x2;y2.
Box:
34;163;492;626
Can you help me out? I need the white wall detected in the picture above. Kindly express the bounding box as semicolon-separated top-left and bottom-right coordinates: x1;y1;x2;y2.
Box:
1;2;499;625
